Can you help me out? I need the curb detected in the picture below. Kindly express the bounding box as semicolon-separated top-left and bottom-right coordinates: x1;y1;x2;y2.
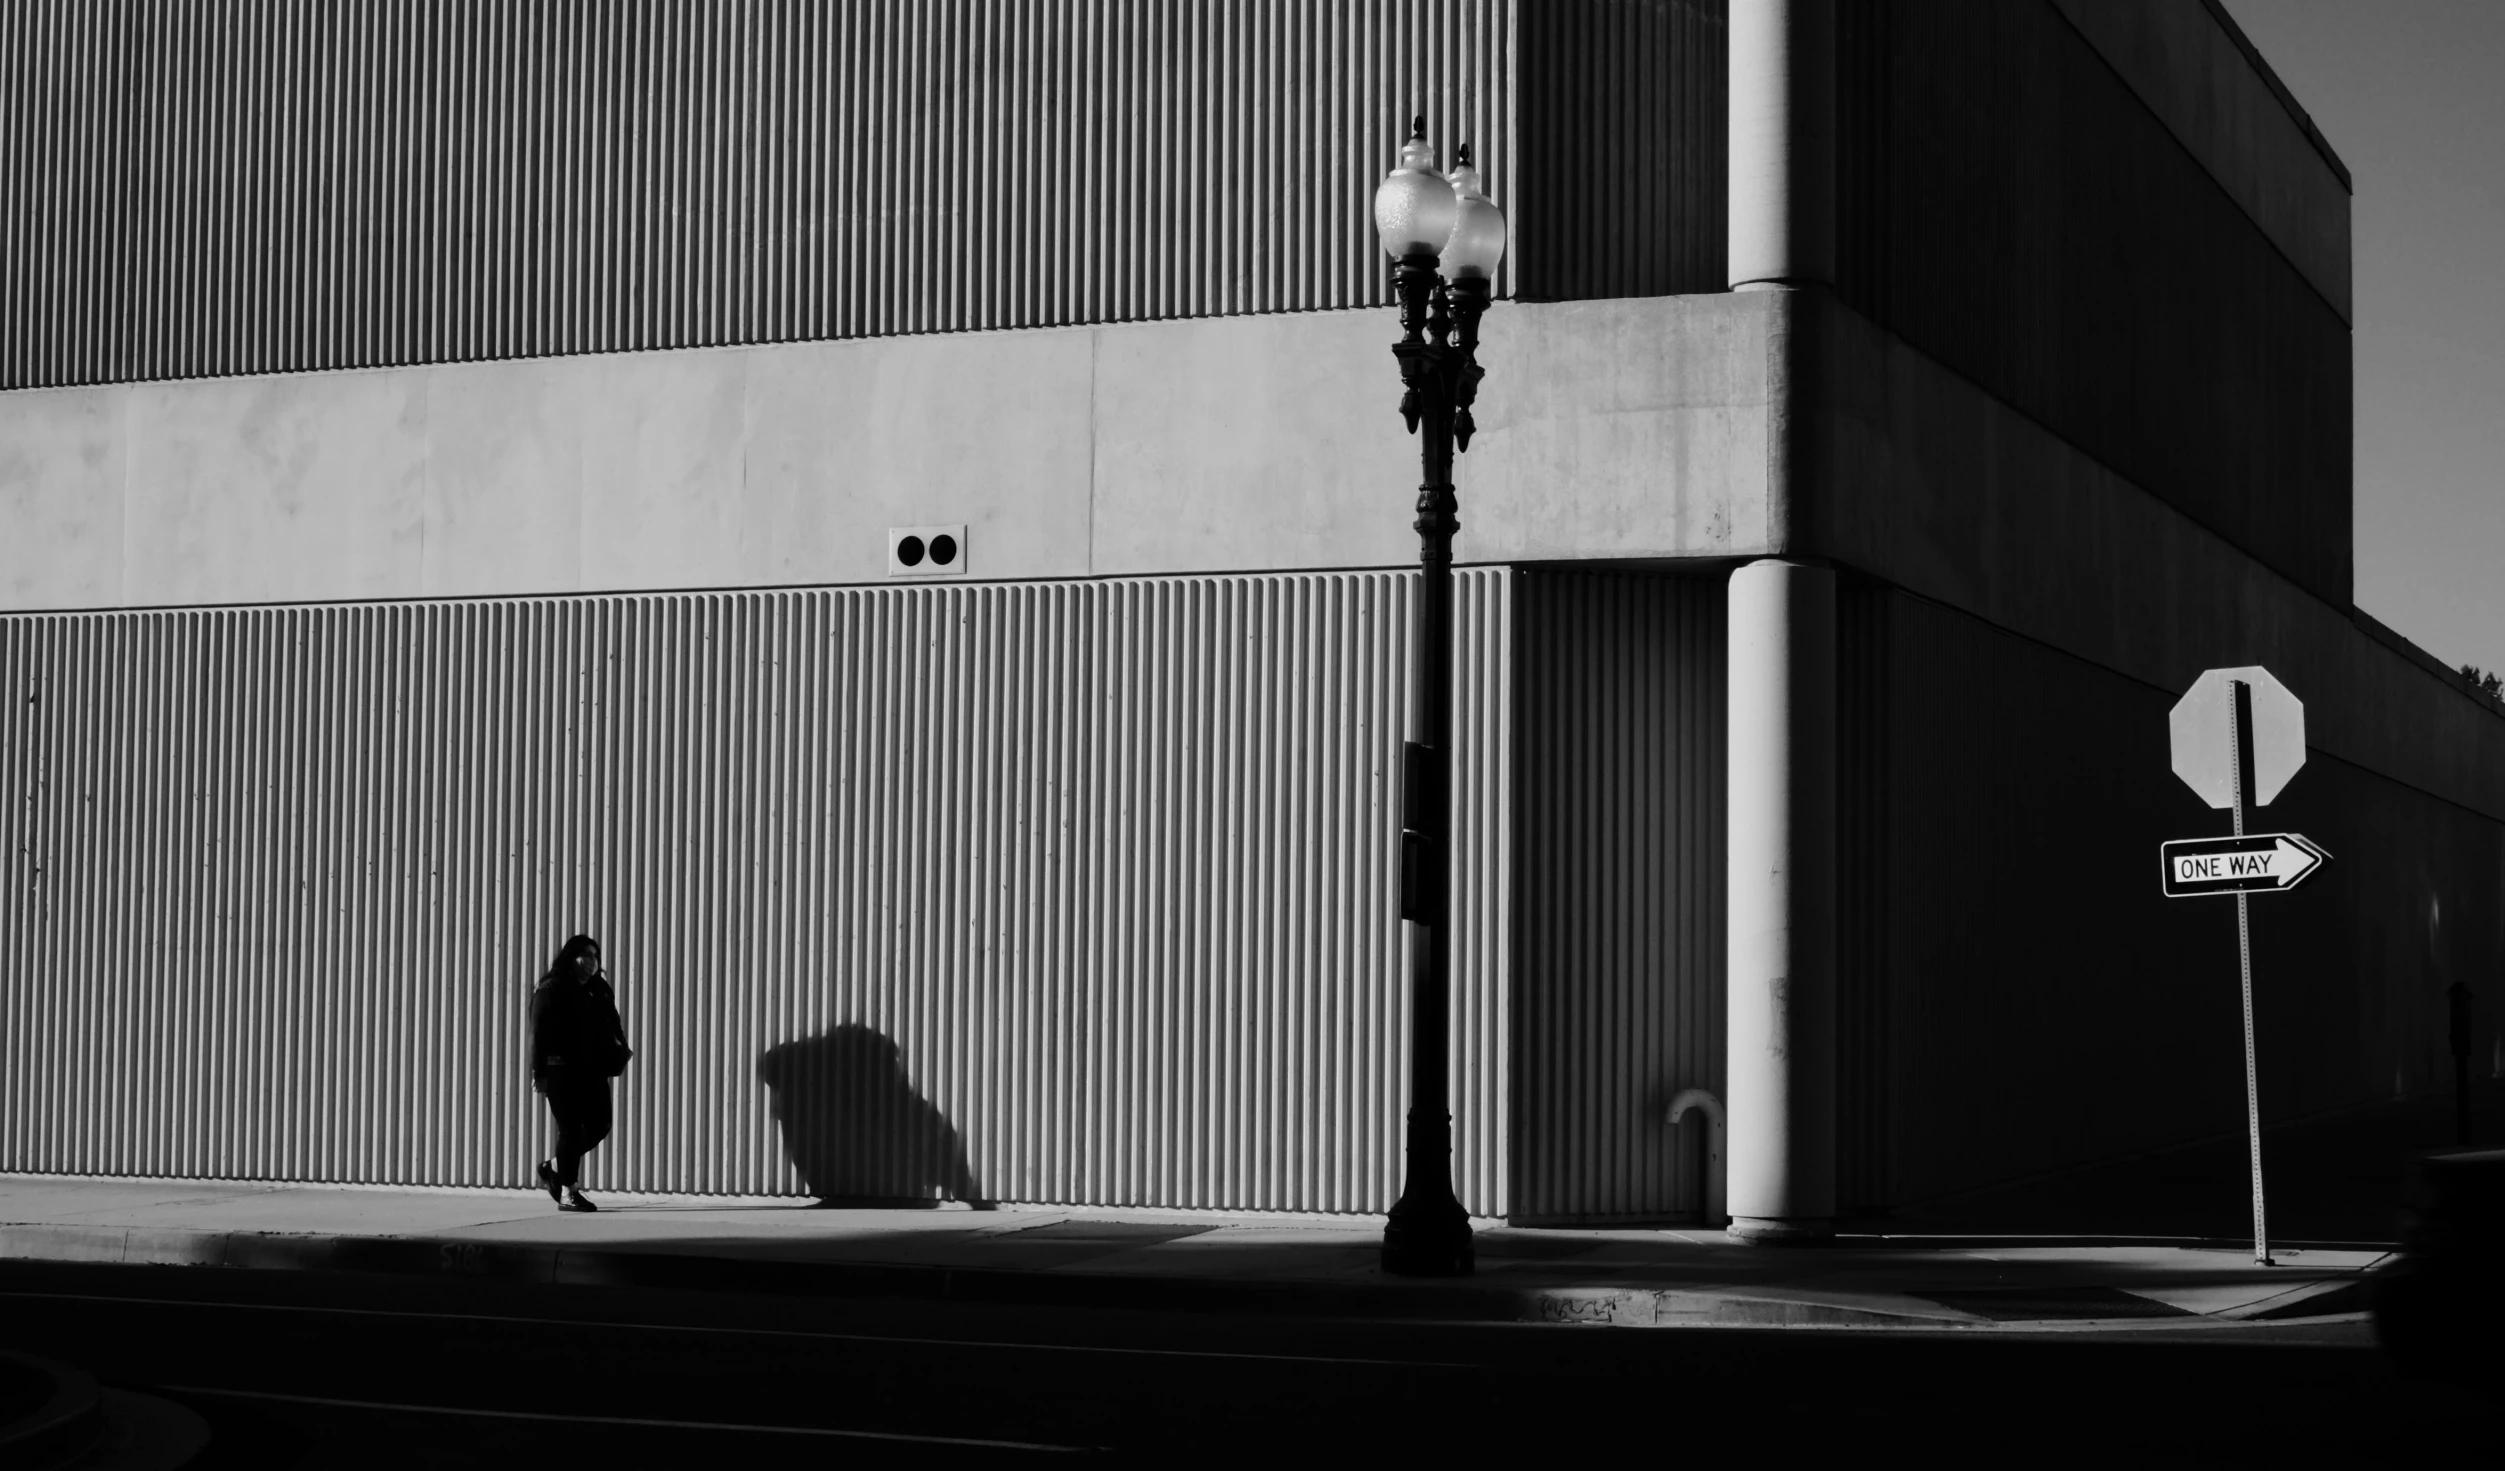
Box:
0;1223;1985;1331
0;1224;2371;1333
2244;1275;2374;1320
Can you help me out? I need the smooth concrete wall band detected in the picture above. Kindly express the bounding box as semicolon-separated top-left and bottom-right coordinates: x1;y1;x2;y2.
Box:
0;570;1514;1215
1724;558;1836;1241
0;292;1792;615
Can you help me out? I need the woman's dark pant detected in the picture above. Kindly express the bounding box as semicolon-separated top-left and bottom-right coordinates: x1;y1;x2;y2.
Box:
543;1072;613;1186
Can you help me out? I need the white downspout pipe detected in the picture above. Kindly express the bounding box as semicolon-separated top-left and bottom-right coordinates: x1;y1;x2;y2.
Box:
1667;1088;1728;1228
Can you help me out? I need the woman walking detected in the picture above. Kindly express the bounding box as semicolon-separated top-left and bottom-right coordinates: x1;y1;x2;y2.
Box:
531;934;634;1212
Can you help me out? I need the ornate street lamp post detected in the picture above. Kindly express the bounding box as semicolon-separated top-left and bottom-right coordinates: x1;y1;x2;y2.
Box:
1374;118;1506;1278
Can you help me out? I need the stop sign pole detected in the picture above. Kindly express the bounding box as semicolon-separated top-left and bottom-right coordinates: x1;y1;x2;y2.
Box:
2224;678;2271;1266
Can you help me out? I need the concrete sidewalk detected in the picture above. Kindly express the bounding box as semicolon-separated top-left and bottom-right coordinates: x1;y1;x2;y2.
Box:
0;1175;2385;1332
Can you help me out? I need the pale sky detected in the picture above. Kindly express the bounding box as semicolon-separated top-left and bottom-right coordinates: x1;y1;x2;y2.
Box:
2225;0;2505;674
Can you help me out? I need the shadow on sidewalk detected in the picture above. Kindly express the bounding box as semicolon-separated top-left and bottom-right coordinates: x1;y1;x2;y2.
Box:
757;1024;993;1210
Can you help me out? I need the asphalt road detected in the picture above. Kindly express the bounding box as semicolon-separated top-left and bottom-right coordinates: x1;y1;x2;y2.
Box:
0;1260;2488;1467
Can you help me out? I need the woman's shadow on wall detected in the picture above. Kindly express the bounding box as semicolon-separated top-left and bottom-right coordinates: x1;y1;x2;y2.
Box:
757;1023;993;1209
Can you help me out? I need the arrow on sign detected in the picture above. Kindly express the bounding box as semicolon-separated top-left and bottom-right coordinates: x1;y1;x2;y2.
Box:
2159;833;2331;898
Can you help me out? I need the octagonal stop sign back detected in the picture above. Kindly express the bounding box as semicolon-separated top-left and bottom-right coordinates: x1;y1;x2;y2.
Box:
2170;665;2306;809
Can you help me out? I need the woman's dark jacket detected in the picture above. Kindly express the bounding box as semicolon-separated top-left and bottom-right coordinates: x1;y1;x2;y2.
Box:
530;971;633;1093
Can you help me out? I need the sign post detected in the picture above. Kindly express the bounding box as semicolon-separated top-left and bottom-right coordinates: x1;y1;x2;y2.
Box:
2165;666;2325;1266
2226;679;2270;1267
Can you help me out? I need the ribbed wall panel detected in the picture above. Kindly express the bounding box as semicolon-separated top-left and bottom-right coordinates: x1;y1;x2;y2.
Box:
1;0;1520;390
1510;570;1723;1222
1834;0;2350;605
1827;584;2505;1216
1515;0;1726;301
1834;571;1891;1214
0;571;1510;1214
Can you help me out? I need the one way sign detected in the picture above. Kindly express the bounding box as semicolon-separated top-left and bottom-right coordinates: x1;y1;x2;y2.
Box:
2159;833;2331;898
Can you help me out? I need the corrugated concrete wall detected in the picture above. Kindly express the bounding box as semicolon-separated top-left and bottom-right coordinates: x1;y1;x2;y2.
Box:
1515;0;1727;301
1835;571;1890;1213
0;570;1514;1214
1869;589;2504;1210
0;0;1519;388
1834;0;2351;608
1510;570;1724;1223
0;0;1734;392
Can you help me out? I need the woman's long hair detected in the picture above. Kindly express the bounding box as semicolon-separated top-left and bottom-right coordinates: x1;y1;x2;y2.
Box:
541;934;600;987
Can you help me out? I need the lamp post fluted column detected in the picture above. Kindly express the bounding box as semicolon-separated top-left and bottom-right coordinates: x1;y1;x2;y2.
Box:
1375;125;1502;1279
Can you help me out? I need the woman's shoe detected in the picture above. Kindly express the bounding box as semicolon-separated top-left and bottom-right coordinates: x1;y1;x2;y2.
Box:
562;1189;598;1213
537;1160;564;1205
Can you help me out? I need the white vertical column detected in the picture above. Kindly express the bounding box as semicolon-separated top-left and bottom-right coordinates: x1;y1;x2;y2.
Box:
1726;558;1837;1242
1725;0;1839;1242
1728;0;1836;292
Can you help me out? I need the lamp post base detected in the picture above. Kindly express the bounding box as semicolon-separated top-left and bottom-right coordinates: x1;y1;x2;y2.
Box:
1382;1197;1476;1277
